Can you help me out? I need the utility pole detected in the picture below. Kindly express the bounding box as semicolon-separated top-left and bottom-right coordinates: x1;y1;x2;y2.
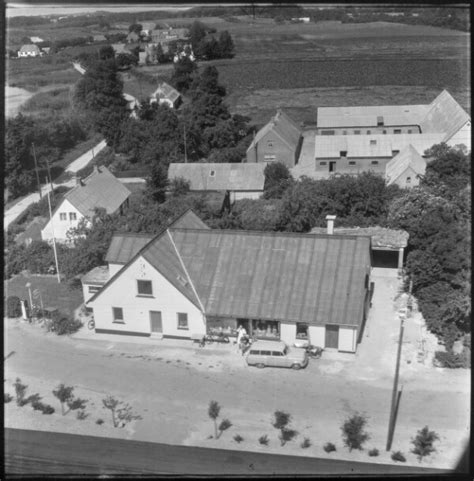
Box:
32;143;42;199
184;124;188;163
46;177;61;284
386;312;405;451
45;157;54;195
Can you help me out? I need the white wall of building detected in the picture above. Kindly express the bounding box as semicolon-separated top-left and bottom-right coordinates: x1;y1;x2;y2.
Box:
82;283;103;304
88;255;206;337
232;191;263;202
108;263;124;278
447;121;471;151
338;326;357;352
41;199;86;243
280;322;296;345
390;166;422;188
309;326;325;348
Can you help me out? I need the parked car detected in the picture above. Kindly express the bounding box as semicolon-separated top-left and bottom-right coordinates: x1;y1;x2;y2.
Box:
246;340;308;370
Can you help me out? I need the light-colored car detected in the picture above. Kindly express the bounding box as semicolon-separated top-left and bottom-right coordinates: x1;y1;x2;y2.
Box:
246;340;308;370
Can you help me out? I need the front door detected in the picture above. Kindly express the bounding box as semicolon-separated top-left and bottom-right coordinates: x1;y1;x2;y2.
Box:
149;311;162;334
329;161;337;173
325;325;339;349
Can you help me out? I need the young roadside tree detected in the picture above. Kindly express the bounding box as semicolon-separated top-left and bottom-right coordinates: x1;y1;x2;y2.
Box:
13;378;28;406
273;410;298;446
263;162;293;199
147;163;169;203
217;419;232;439
52;383;74;415
208;400;221;439
102;395;120;427
341;413;370;451
411;426;439;462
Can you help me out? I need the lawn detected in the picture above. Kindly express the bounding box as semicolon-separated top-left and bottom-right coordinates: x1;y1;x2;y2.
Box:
4;273;83;316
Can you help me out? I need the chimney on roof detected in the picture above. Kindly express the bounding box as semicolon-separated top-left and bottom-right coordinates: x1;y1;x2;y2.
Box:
326;215;336;235
72;174;82;186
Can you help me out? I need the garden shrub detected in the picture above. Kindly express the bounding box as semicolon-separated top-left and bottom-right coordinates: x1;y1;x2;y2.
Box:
391;451;406;462
6;296;22;318
301;437;311;449
14;378;28;406
96;418;104;425
76;409;88;420
434;349;470;368
4;393;13;403
368;448;379;457
31;400;54;414
258;435;269;446
47;315;83;335
324;442;336;453
233;434;243;443
341;413;370;451
411;426;439;462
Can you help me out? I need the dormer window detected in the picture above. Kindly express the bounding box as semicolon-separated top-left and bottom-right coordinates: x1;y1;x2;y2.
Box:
340;151;347;157
267;140;273;148
210;170;215;177
406;177;412;184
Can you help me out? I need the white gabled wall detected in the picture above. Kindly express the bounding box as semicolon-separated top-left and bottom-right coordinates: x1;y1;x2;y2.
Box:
108;263;124;278
82;283;102;304
41;199;86;243
89;255;205;337
338;326;357;352
232;191;263;202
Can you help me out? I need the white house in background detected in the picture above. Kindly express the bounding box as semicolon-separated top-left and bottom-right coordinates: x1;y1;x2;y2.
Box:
30;36;44;43
18;44;41;57
168;163;266;203
385;144;426;188
150;82;181;109
86;210;372;353
41;166;131;244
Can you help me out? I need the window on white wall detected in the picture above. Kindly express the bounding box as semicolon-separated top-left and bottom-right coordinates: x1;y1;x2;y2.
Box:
296;323;308;339
60;213;67;221
69;212;77;221
406;177;411;183
177;312;188;330
112;307;124;323
264;154;276;161
88;286;101;293
137;280;153;296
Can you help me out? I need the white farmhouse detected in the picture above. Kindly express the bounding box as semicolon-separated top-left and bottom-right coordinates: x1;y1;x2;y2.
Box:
18;44;41;57
41;166;131;244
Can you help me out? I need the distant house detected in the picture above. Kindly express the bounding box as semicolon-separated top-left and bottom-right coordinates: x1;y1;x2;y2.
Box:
312;132;444;177
41;166;131;244
150;82;181;109
41;47;51;55
168;163;266;203
111;43;127;55
30;36;44;43
126;31;140;43
18;44;41;57
86;210;372;353
316;90;470;150
291;17;310;23
93;34;107;42
246;110;303;168
385;144;426;188
139;22;156;35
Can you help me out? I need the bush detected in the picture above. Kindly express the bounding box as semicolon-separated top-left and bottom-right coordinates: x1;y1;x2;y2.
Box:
324;442;336;453
368;448;379;457
4;393;13;403
14;378;28;406
47;315;83;335
76;409;88;420
434;349;470;368
258;435;269;446
68;397;88;411
233;434;243;443
391;451;406;462
411;426;439;462
341;413;370;451
217;418;232;439
32;401;55;414
301;437;311;449
96;418;104;425
6;296;22;318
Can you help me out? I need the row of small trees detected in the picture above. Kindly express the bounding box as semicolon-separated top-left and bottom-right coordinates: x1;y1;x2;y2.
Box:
207;402;439;463
5;379;141;428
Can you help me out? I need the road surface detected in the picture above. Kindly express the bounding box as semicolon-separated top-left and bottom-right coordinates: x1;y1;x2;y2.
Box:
5;428;448;475
4;139;106;230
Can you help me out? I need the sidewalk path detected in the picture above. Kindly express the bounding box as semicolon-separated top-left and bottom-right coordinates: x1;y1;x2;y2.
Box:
4;139;106;230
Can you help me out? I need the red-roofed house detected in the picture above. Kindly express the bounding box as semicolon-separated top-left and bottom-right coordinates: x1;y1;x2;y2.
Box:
85;210;372;352
41;166;131;244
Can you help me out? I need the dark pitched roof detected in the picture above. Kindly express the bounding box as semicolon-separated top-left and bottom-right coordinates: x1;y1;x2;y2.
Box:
105;233;154;264
65;166;131;217
247;110;302;153
168;163;266;191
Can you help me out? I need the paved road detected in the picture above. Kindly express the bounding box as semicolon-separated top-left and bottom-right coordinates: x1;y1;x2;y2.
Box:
4;139;106;230
5;428;448;476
